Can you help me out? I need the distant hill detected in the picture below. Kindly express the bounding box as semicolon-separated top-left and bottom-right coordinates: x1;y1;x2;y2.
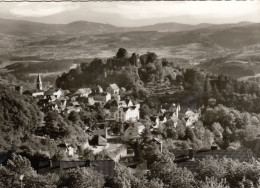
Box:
0;18;122;36
129;22;213;32
0;17;257;37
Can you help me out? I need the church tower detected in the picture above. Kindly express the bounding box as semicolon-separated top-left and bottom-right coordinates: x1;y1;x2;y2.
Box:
36;74;43;90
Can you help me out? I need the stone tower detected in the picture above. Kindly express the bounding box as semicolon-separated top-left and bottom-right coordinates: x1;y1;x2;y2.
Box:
36;74;43;90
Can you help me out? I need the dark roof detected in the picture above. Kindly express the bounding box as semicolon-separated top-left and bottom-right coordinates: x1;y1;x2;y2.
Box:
110;99;118;106
174;149;254;173
122;107;129;112
125;98;132;105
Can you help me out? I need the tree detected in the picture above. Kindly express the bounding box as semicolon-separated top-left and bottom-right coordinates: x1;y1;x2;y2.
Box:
199;177;230;188
197;156;260;188
58;167;105;188
149;152;195;188
204;76;212;100
185;127;196;142
0;154;58;187
146;52;158;64
113;163;164;188
140;104;152;118
116;48;128;59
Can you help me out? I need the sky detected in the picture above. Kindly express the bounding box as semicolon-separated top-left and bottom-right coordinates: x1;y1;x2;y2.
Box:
0;1;259;27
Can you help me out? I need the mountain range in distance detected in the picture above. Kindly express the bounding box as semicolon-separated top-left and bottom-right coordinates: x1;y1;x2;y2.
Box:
0;17;258;37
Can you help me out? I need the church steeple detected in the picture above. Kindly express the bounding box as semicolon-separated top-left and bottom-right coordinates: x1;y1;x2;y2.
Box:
36;74;42;90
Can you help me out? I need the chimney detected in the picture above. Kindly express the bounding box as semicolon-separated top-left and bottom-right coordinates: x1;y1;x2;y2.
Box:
188;148;194;161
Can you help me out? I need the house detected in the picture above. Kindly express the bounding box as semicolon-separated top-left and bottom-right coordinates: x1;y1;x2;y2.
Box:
106;83;120;95
160;103;180;118
44;88;63;99
125;98;134;107
113;106;139;122
92;92;111;105
75;88;92;98
58;143;76;157
23;89;44;97
109;98;135;112
33;91;45;97
121;122;145;141
92;85;103;94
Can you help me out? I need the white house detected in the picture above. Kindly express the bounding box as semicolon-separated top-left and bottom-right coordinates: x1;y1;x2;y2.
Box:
44;88;63;99
106;83;120;95
113;106;139;122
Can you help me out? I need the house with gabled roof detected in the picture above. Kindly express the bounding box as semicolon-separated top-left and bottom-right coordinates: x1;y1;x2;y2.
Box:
106;83;120;95
44;88;63;99
121;122;145;141
92;85;103;94
113;106;139;122
90;92;111;106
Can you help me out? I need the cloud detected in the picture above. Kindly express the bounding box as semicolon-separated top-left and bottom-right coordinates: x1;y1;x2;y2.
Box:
90;1;260;20
9;2;80;17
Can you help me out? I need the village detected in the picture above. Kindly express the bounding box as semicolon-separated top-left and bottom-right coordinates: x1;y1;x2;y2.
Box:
4;50;257;182
15;73;200;165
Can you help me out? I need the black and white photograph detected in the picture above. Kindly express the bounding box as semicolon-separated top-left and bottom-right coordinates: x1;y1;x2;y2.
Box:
0;1;260;187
